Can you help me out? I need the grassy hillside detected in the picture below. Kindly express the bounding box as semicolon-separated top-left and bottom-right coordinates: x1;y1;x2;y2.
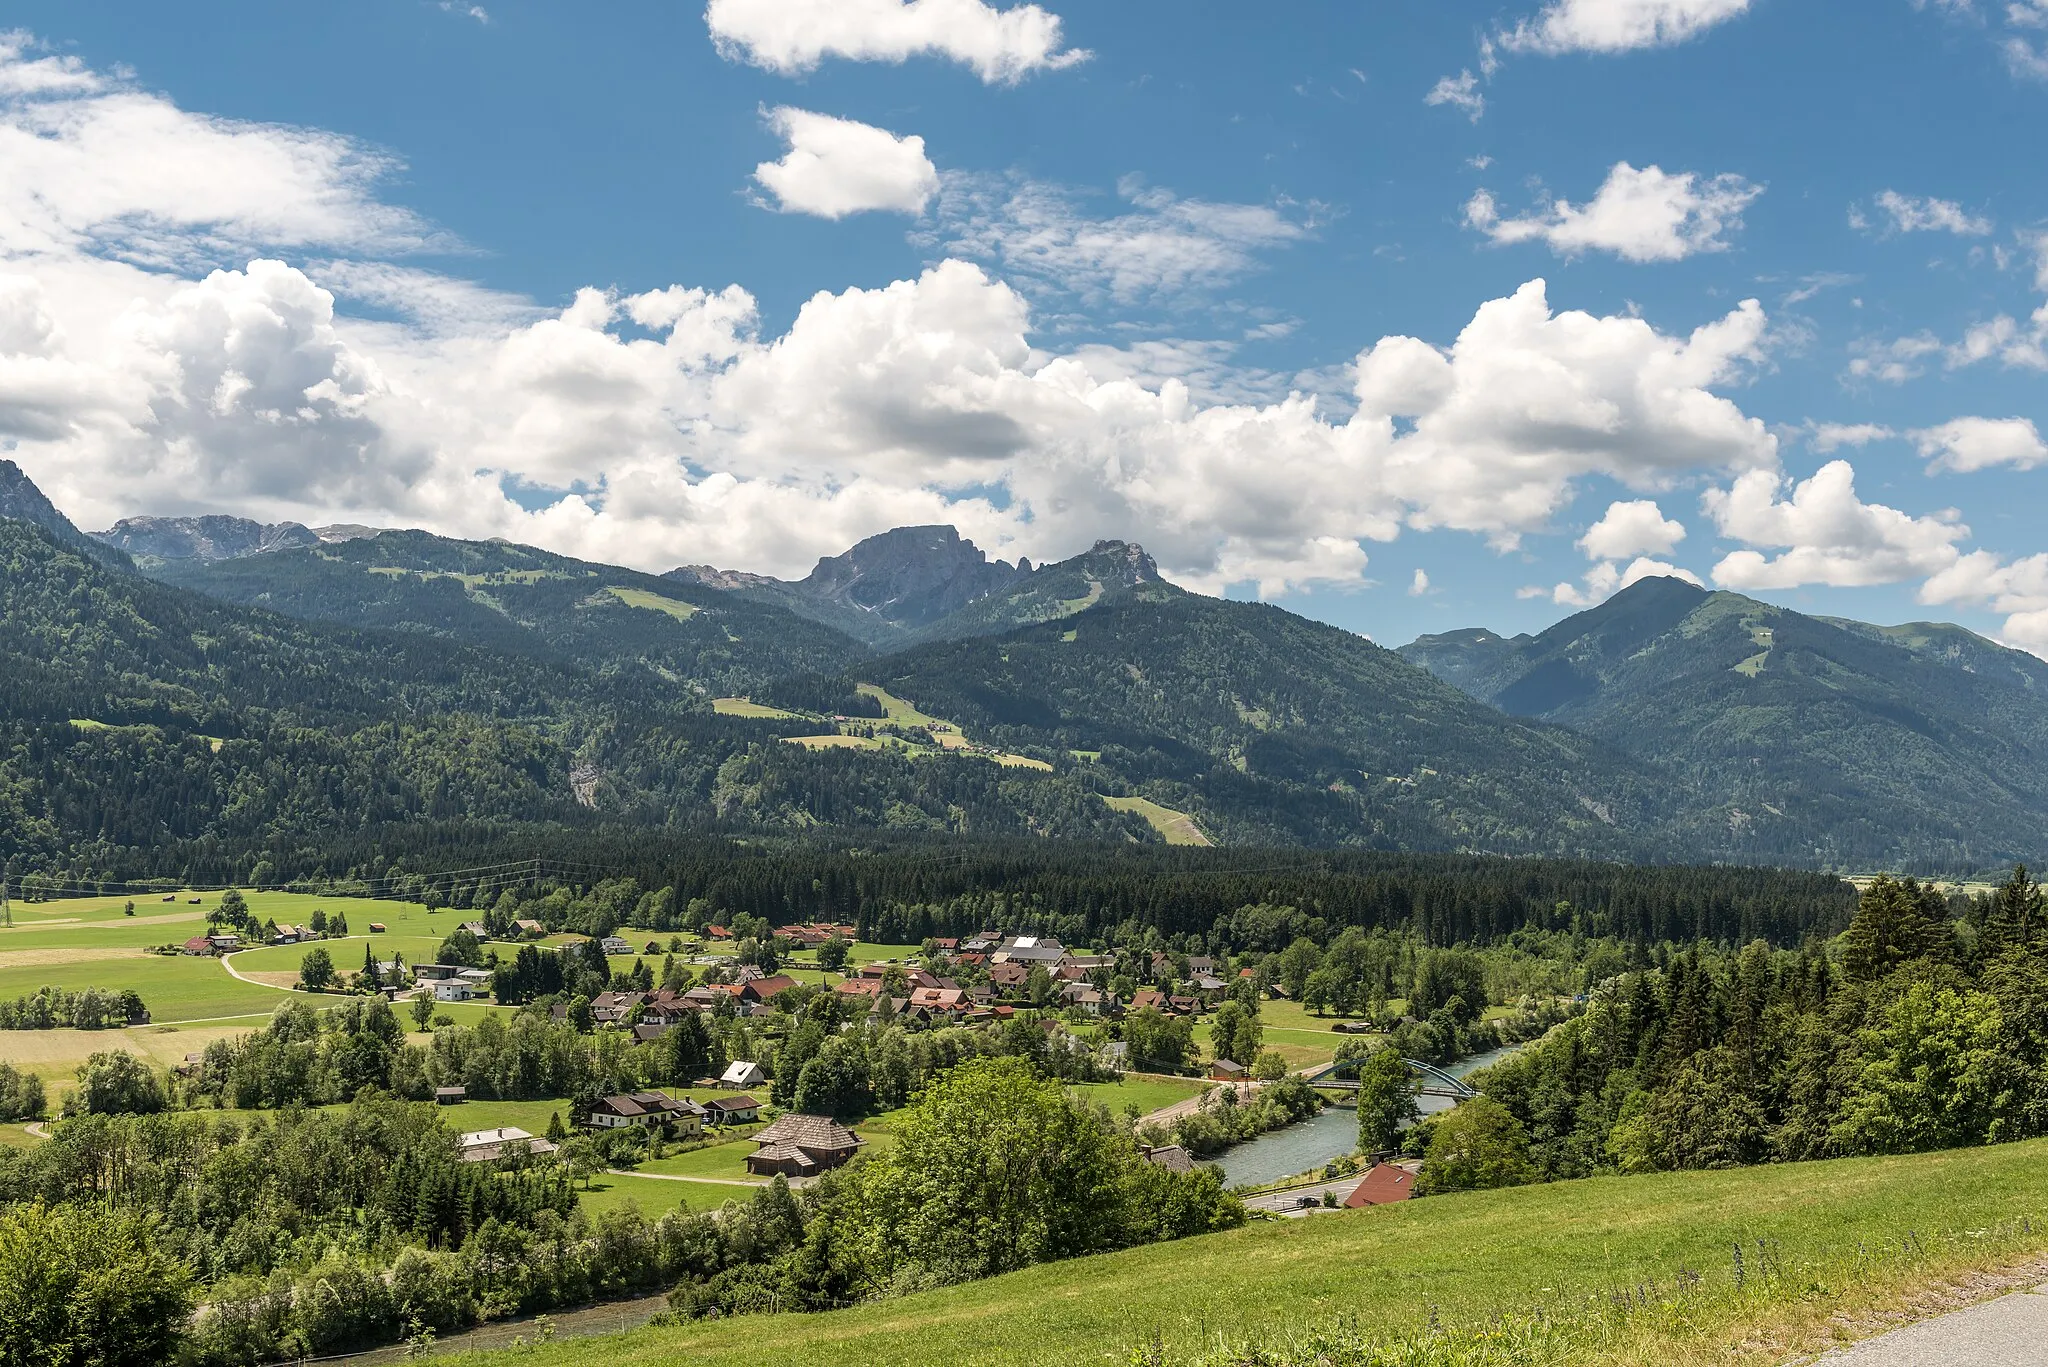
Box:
452;1138;2048;1367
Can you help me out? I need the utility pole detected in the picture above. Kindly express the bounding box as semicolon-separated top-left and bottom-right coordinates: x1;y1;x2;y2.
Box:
1;875;11;928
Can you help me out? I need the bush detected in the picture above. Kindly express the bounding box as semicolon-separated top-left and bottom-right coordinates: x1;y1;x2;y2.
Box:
0;1202;190;1367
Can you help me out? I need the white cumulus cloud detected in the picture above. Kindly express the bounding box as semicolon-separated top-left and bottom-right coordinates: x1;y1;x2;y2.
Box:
1353;279;1776;541
1909;416;2048;473
1579;498;1686;560
1499;0;1754;55
1920;548;2048;657
0;33;1801;610
1549;557;1701;608
1705;461;1969;590
704;0;1088;83
0;33;440;267
752;108;939;220
1465;162;1762;263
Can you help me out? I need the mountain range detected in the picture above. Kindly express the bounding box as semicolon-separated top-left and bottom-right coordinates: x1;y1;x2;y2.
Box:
3;458;2043;873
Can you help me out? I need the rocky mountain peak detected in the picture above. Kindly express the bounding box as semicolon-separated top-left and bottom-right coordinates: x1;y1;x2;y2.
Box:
92;515;323;562
799;524;1030;629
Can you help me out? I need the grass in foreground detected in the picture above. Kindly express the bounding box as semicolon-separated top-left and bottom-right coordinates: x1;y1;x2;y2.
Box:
446;1139;2048;1367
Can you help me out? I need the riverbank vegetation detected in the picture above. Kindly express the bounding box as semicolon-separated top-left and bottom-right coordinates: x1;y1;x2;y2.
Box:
1471;868;2048;1178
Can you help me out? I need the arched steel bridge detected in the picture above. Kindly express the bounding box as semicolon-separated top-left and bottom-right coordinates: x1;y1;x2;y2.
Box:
1298;1058;1479;1101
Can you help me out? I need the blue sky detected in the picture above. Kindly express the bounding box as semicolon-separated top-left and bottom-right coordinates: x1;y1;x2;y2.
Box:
2;0;2045;651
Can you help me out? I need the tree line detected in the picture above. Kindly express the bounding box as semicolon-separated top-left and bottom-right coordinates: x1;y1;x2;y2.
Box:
1460;868;2048;1182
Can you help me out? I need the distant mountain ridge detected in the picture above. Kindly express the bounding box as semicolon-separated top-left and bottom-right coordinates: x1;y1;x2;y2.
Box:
668;530;1163;647
92;515;381;561
1398;577;2048;868
669;524;1031;645
14;463;2048;870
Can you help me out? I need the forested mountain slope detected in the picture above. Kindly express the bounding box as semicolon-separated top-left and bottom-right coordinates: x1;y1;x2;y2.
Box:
143;528;868;696
0;459;128;568
1399;577;2048;868
0;516;1149;869
860;584;1681;857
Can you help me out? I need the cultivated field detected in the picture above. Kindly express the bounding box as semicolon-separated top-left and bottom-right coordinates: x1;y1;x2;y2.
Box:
0;890;533;1087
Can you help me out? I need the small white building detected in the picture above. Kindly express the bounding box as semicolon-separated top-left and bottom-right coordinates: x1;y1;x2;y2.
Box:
720;1059;768;1090
433;980;475;1002
600;936;633;956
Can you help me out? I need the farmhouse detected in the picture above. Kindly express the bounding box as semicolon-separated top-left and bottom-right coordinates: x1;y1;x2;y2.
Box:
599;935;632;956
586;1092;705;1136
745;1113;861;1177
702;1094;761;1125
459;921;490;940
181;935;213;956
458;1127;558;1164
1140;1144;1197;1174
514;918;546;938
591;990;645;1025
740;973;800;1004
1059;984;1110;1015
989;962;1032;993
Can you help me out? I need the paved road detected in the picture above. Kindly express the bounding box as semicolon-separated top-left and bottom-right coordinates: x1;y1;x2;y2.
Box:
1239;1176;1360;1217
1818;1283;2048;1365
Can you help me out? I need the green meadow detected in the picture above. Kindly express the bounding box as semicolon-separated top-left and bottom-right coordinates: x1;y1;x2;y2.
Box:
450;1137;2048;1367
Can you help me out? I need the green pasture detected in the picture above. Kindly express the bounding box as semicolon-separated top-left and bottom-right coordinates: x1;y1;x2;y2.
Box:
1101;795;1210;846
1069;1074;1206;1117
576;1172;740;1217
456;1137;2048;1367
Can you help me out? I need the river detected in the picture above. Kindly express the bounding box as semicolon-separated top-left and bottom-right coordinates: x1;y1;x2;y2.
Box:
1211;1045;1520;1189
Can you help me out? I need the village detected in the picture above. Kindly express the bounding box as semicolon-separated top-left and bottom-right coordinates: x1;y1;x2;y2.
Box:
166;906;1441;1213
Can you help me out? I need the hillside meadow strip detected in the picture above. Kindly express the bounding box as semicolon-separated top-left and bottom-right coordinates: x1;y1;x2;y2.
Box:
448;1139;2048;1367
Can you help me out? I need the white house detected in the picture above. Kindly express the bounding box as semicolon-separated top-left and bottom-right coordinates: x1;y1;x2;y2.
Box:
720;1059;768;1089
433;980;475;1002
600;936;633;956
458;1127;558;1163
